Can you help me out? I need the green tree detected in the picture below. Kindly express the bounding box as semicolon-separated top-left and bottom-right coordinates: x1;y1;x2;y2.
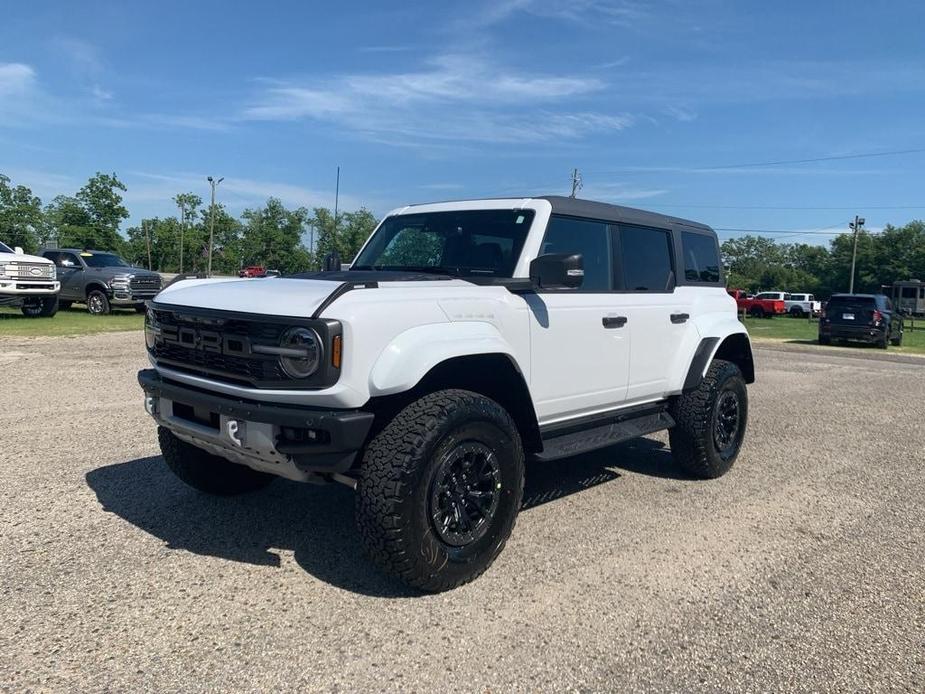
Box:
0;175;44;252
73;172;129;250
311;206;378;267
44;195;94;249
240;198;311;273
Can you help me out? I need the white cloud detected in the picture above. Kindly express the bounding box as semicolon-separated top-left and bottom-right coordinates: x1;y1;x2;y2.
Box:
242;54;630;144
0;63;36;96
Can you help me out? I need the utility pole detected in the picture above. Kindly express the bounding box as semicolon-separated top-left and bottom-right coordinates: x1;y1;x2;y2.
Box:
333;165;340;233
176;199;186;274
569;168;582;198
144;219;152;271
848;215;865;293
207;176;224;277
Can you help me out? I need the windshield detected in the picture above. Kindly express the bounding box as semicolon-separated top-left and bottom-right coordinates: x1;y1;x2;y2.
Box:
0;241;13;254
352;209;535;277
80;252;130;268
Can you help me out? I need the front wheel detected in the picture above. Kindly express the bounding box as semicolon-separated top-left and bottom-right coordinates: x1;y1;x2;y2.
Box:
669;359;748;479
87;289;111;315
749;306;764;319
356;389;525;592
20;296;58;317
158;427;274;495
790;306;804;318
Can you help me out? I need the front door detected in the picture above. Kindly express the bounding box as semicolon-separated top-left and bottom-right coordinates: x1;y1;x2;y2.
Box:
53;252;84;300
527;215;630;424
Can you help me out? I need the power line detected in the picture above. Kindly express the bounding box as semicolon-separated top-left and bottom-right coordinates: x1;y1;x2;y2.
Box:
586;146;925;175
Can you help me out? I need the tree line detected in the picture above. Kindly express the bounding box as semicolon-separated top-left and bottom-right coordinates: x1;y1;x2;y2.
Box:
0;172;377;275
2;171;922;291
721;223;925;297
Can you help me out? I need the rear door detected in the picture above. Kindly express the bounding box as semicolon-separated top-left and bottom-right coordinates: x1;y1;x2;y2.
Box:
613;223;695;402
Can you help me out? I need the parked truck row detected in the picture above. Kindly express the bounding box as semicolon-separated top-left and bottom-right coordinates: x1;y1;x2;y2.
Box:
727;289;822;318
0;244;163;317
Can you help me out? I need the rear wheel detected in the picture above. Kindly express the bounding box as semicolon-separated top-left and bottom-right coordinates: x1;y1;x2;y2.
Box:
877;331;889;349
158;427;274;495
356;389;524;592
790;306;804;318
749;306;765;319
890;329;903;346
669;359;747;479
86;289;110;315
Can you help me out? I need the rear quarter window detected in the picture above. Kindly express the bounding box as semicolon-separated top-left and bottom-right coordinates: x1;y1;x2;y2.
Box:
681;231;720;284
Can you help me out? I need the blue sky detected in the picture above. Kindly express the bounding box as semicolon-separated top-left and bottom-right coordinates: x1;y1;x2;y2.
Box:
2;0;925;243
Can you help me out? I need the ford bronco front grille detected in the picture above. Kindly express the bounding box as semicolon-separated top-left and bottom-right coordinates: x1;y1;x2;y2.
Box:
148;306;341;389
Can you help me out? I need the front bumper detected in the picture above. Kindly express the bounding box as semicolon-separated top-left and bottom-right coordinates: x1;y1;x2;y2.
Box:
110;288;159;305
0;279;60;297
139;369;374;481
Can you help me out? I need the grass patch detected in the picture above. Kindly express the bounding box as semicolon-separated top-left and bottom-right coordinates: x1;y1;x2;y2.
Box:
743;315;925;355
0;305;144;337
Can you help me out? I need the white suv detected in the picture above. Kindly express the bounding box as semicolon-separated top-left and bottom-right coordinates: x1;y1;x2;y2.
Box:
139;196;754;591
0;241;60;317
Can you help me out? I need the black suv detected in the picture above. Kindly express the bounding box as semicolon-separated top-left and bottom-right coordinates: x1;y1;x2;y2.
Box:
819;294;903;348
40;249;162;314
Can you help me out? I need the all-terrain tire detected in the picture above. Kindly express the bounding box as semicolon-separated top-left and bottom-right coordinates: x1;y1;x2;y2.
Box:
669;359;748;479
355;389;525;592
21;296;58;317
749;306;764;319
158;426;274;495
890;330;903;346
790;306;804;318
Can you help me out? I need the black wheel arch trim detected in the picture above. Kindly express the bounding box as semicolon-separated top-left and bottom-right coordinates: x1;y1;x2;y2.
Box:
684;334;756;392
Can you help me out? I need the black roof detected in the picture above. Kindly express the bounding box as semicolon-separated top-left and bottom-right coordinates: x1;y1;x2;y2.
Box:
540;196;712;232
829;293;883;299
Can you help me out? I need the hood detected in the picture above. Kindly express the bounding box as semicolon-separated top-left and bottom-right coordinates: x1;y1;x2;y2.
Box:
0;250;54;265
154;277;345;318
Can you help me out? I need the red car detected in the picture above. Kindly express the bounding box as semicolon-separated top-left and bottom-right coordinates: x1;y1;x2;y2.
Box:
727;289;786;318
238;265;266;278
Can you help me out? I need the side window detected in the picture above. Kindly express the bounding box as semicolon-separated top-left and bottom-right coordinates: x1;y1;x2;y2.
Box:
618;225;673;292
784;294;792;301
42;251;60;265
58;253;80;268
681;231;721;283
540;216;611;291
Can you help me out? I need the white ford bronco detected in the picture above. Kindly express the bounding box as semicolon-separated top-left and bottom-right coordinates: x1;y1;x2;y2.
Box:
139;196;754;591
0;240;60;317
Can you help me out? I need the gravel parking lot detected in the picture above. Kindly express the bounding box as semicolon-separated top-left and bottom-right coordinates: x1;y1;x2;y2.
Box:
1;332;922;692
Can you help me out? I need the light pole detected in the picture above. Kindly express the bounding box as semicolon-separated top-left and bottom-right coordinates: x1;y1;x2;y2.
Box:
848;215;865;293
207;176;224;277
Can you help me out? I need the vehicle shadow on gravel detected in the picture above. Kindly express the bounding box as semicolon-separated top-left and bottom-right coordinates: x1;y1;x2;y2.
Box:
86;437;685;598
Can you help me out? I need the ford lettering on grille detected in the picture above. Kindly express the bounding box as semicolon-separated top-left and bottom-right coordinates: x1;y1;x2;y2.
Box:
161;324;252;356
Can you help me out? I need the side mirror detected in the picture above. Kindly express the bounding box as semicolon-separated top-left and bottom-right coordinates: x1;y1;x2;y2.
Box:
529;253;583;289
14;246;24;255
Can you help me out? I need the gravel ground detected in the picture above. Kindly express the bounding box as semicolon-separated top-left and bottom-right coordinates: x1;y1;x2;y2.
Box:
0;331;922;692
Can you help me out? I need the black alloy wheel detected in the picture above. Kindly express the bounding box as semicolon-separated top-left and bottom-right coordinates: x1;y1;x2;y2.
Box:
429;441;502;547
712;390;741;458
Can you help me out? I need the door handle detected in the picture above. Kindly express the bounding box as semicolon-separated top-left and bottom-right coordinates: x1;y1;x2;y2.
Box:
602;316;627;328
670;313;690;324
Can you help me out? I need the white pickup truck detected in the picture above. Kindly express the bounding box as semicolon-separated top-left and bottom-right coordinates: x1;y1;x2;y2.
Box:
785;292;821;317
0;241;60;317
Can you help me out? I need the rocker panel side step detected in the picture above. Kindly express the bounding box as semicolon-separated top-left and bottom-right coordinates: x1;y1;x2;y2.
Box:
535;408;675;461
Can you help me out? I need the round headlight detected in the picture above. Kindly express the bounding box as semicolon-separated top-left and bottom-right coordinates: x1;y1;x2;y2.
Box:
144;308;158;349
279;327;321;379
